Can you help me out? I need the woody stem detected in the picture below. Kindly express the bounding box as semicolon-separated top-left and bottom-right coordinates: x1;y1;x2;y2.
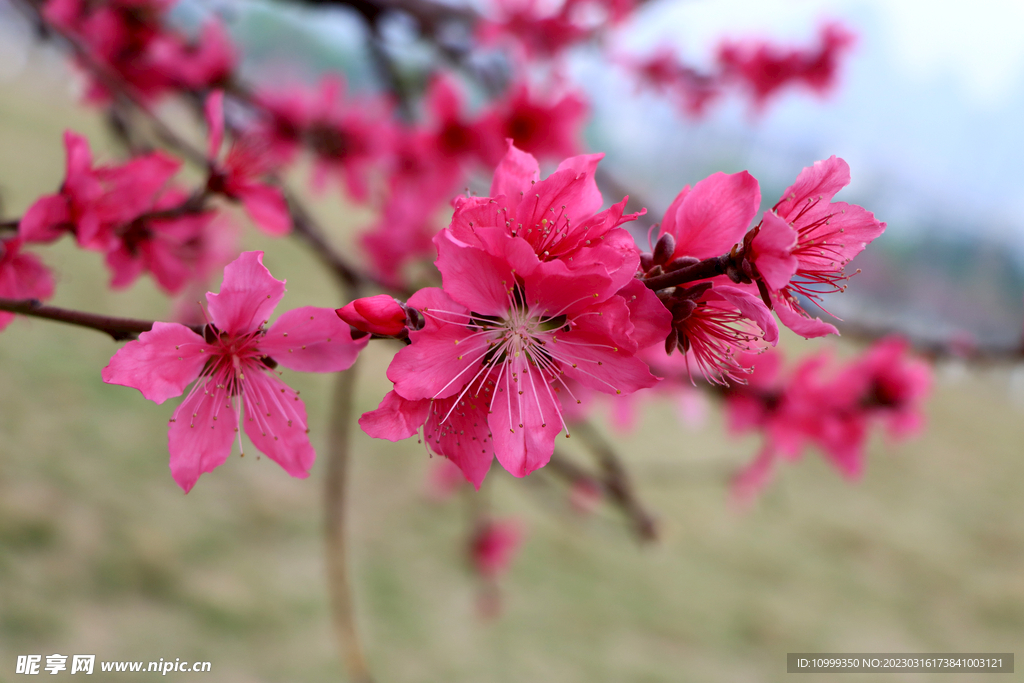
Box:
0;298;202;341
324;357;375;683
642;255;729;291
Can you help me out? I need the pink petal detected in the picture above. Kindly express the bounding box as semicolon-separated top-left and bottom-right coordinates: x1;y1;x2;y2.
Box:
773;296;839;338
488;355;561;478
714;284;780;345
751;211;799;291
422;386;495;488
206;251;286;336
241;369;315;478
775;156;850;221
427;73;463;122
359;390;430;441
434;231;515;316
388;325;488;401
669;171;760;260
19;195;69;244
105;244;145;290
102;322;211;404
618;278;672;350
167;379;237;493
489;141;540;203
659;185;690;240
550;152;604;220
236;182;291;236
63;130;94;188
556;299;660;394
204;91;225;161
261;306;367;372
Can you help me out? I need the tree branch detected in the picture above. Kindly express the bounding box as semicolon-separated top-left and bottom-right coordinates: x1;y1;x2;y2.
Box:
324;361;375;683
553;424;659;542
0;298;202;341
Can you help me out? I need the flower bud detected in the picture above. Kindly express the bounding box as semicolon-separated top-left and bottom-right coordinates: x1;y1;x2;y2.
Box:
652;232;676;265
336;295;407;336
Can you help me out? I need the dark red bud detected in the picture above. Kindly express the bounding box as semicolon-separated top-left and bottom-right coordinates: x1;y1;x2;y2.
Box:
653;232;676;265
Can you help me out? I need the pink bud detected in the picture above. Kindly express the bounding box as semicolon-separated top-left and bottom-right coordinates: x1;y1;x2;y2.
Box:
470;519;524;579
336;295;407;336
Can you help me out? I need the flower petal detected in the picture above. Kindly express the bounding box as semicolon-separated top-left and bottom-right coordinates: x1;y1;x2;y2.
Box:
751;211;799;291
102;322;211;404
242;368;315;478
236;182;291;236
167;379;237;493
488;354;561;478
204;91;225;161
206;251;286;335
261;306;367;372
19;195;69;244
489;141;540;204
434;230;515;315
668;171;760;260
359;390;431;441
773;296;839;338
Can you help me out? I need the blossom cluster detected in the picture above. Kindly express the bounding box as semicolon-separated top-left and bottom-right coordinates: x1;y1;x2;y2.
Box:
0;0;935;583
346;143;891;491
726;339;932;501
627;23;855;116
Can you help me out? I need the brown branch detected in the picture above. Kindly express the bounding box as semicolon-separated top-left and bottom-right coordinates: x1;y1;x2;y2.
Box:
835;319;1024;364
642;254;729;290
324;360;375;683
553;424;659;542
0;297;202;341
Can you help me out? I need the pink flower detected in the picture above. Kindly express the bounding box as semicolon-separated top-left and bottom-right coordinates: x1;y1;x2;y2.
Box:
470;518;524;579
148;20;236;91
477;0;588;58
451;143;644;289
0;237;55;332
654;171;779;382
102;251;367;492
727;339;930;501
204;91;291;236
718;23;855;111
767;156;886;337
359;190;443;288
361;231;666;486
304;77;394;203
477;83;588;165
103;187;224;294
43;0;235;102
336;295;408;337
21;131;181;250
625;47;721;117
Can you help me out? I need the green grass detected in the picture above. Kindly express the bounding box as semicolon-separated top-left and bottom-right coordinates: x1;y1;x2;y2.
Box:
1;58;1023;683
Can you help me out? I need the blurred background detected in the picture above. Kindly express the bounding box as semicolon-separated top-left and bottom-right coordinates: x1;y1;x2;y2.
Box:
1;0;1023;681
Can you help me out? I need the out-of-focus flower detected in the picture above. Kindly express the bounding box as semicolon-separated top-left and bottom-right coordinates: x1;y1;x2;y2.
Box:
0;237;55;332
204;91;291;236
718;23;855;110
477;83;588;165
21;131;181;250
727;339;931;502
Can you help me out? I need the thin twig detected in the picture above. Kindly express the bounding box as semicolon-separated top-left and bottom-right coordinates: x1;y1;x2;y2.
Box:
555;425;659;542
0;297;201;341
324;360;375;683
836;319;1024;364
